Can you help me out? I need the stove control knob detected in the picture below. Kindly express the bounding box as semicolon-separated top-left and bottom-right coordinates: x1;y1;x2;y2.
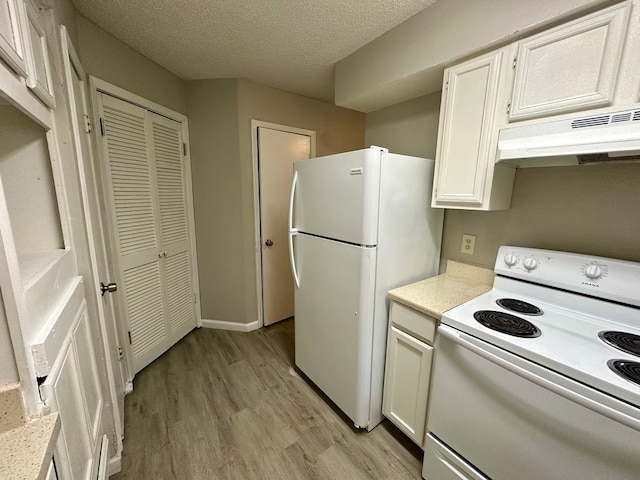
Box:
504;254;518;266
523;257;538;271
584;264;603;279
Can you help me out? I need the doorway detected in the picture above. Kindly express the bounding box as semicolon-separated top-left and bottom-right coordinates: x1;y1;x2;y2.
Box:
251;121;315;327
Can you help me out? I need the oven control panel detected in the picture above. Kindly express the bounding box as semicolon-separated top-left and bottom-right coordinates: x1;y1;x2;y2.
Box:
496;246;640;307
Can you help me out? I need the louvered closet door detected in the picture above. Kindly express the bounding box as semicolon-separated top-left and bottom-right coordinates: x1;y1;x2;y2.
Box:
149;112;194;343
99;94;196;373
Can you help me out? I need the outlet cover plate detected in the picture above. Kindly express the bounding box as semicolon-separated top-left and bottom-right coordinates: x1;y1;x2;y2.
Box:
461;234;476;255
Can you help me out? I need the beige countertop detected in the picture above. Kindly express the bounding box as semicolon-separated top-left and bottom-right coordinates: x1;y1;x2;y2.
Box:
389;260;494;320
0;384;60;480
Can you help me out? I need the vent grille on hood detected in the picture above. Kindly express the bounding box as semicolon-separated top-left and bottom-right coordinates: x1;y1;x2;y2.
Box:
571;109;640;129
497;107;640;167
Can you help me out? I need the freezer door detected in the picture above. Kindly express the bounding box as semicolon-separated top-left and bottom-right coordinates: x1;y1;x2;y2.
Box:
293;148;381;246
293;233;377;428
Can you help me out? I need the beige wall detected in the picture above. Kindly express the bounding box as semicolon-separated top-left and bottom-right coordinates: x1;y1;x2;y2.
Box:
186;79;244;323
189;79;364;324
365;92;441;159
365;95;640;272
443;164;640;267
75;14;187;114
336;0;611;112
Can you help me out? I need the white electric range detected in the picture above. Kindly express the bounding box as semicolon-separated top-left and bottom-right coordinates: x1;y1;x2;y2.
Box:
423;246;640;480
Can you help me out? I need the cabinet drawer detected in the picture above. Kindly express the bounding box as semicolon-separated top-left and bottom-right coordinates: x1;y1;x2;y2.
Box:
389;301;436;344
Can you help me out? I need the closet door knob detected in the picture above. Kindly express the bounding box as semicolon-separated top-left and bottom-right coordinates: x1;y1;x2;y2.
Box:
100;282;118;296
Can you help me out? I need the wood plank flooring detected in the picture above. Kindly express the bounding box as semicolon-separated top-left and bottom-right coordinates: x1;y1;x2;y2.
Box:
112;319;423;479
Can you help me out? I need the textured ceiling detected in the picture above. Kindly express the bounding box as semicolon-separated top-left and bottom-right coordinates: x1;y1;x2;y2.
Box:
71;0;438;102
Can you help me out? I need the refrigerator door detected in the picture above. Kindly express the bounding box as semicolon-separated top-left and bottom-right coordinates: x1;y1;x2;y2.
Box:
293;233;377;428
293;147;382;246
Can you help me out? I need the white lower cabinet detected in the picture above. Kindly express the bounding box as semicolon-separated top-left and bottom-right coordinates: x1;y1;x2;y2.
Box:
382;301;436;446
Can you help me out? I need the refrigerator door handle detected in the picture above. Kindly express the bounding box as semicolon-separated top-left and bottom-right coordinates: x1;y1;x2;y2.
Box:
289;171;300;288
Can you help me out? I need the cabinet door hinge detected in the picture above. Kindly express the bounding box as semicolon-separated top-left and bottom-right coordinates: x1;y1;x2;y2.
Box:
128;331;132;344
99;117;105;136
193;292;197;304
445;80;449;91
183;143;187;156
84;114;92;134
118;346;124;360
507;101;511;114
513;55;517;70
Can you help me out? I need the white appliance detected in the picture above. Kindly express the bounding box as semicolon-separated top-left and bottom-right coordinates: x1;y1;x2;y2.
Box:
497;107;640;167
423;246;640;480
288;146;443;431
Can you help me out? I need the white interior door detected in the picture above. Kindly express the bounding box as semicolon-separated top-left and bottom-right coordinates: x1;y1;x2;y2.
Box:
257;127;311;326
97;93;197;373
149;111;195;343
60;27;125;452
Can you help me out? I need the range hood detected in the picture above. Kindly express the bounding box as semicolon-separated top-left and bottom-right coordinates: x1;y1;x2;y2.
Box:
497;108;640;167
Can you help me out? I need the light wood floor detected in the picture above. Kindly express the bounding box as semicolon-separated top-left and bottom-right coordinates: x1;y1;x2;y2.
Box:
112;319;423;479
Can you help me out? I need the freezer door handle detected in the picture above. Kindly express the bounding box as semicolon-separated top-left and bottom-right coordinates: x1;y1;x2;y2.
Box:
289;171;300;288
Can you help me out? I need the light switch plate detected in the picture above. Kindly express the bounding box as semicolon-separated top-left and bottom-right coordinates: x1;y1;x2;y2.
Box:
461;234;476;255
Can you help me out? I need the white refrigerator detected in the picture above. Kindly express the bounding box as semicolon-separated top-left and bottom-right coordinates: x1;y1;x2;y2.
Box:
288;146;443;431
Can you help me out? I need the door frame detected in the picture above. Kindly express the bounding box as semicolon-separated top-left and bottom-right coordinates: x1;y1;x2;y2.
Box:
59;25;124;465
250;120;316;328
89;76;202;384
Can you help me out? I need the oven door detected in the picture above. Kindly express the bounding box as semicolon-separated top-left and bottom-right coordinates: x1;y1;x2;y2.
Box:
425;324;640;480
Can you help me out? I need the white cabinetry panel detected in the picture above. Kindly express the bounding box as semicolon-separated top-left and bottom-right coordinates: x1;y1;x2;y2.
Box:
509;1;631;121
24;1;55;108
0;0;27;76
40;302;103;480
432;48;515;210
382;301;437;447
383;325;433;445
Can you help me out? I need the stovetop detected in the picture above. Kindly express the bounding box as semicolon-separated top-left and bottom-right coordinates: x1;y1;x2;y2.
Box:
442;247;640;407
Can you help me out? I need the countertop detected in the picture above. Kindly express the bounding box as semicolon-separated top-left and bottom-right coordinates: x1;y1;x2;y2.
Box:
388;260;494;319
0;384;60;480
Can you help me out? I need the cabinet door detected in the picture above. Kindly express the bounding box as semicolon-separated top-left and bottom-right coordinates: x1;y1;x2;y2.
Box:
382;325;433;446
24;1;55;108
40;304;104;480
509;1;631;121
433;49;505;206
0;0;27;76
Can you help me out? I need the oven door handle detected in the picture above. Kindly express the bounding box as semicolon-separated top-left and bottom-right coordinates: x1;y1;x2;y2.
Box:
439;326;640;433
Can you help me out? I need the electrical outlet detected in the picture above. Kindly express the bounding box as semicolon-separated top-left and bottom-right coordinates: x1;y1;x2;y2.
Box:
461;234;476;255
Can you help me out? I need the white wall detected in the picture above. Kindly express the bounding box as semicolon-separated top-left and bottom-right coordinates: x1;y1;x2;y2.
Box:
0;105;64;259
0;292;18;385
336;0;611;112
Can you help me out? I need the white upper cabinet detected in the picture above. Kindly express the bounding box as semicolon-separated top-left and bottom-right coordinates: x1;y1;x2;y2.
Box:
432;47;515;210
509;1;631;121
24;1;55;108
0;0;28;77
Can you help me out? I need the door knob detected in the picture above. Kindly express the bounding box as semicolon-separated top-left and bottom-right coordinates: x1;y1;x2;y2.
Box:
100;282;118;296
265;239;273;247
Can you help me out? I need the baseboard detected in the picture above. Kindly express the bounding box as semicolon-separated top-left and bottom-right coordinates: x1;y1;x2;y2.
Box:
107;454;121;476
201;319;260;332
